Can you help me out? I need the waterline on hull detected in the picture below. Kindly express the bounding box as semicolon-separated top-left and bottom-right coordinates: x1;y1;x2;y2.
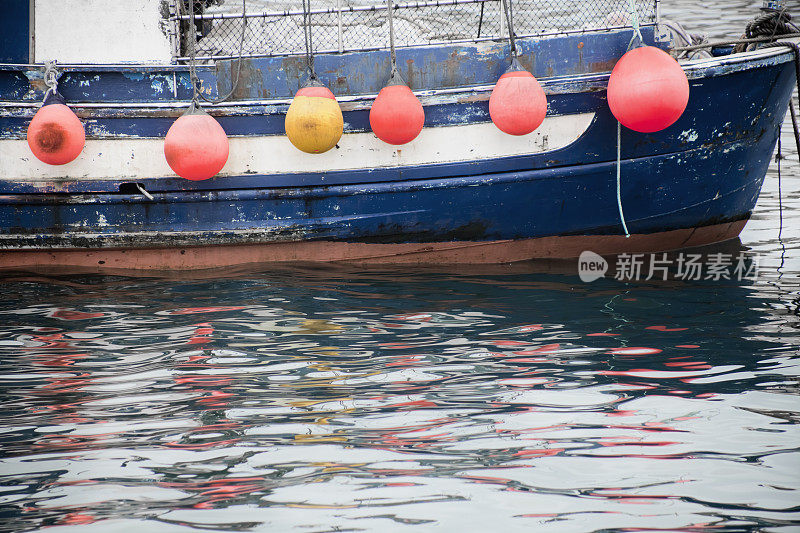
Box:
0;221;747;270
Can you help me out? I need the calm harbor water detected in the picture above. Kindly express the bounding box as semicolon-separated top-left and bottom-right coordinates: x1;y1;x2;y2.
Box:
1;2;799;532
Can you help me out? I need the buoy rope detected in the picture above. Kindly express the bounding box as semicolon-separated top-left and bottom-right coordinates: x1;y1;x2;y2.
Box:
43;61;58;93
387;0;398;74
500;0;516;57
615;121;630;238
42;60;60;102
187;0;248;105
302;0;317;79
476;1;485;38
626;0;643;49
612;0;642;239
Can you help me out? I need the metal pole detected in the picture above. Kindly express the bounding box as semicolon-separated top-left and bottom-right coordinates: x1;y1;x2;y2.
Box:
168;0;181;64
29;0;36;63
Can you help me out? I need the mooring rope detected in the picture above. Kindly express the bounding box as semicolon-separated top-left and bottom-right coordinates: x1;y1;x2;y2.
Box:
187;0;248;104
777;136;784;242
791;104;800;163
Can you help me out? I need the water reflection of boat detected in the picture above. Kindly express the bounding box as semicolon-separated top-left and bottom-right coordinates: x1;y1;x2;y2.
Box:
1;266;797;529
0;0;797;269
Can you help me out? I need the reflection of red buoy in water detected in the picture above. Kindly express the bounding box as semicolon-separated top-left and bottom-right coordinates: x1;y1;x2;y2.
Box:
27;91;85;165
370;71;425;145
187;322;214;345
489;62;547;136
164;103;229;181
607;46;690;133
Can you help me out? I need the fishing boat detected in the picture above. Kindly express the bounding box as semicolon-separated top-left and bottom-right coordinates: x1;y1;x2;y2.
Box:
0;0;797;269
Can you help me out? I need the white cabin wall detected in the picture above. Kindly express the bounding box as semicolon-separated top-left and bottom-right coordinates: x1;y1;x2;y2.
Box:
34;0;173;64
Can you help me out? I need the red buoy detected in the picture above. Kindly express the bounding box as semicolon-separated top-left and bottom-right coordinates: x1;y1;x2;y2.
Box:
164;104;229;181
370;73;425;145
489;66;547;136
607;46;690;133
27;92;85;165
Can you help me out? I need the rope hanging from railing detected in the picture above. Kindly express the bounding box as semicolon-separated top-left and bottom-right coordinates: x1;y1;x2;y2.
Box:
43;61;59;100
500;0;517;57
476;1;485;38
302;0;317;79
627;0;644;48
187;0;248;104
387;0;398;74
187;1;201;106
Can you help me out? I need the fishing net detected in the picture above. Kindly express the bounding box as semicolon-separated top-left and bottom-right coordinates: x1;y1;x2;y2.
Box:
174;0;658;60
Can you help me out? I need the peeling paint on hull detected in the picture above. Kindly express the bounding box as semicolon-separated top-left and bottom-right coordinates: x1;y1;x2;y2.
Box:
0;221;748;269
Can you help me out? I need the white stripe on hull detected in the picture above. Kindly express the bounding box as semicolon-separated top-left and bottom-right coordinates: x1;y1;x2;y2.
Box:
0;113;594;182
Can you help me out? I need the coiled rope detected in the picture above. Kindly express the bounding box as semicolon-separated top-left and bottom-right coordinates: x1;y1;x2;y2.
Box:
734;7;799;53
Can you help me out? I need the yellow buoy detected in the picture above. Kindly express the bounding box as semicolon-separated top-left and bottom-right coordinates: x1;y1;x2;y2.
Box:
285;83;343;154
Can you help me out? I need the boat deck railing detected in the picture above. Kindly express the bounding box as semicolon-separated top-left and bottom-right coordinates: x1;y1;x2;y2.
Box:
169;0;659;61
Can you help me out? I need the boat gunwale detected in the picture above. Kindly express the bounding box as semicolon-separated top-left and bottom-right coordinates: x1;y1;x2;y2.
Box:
0;46;793;114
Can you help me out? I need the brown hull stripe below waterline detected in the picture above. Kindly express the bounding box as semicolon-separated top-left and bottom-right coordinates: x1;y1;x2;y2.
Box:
0;221;747;270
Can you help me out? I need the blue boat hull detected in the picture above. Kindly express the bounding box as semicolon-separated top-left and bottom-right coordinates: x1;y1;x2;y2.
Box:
0;39;795;267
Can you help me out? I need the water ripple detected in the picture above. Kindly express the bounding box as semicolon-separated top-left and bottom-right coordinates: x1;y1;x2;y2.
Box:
2;2;800;530
0;258;798;532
